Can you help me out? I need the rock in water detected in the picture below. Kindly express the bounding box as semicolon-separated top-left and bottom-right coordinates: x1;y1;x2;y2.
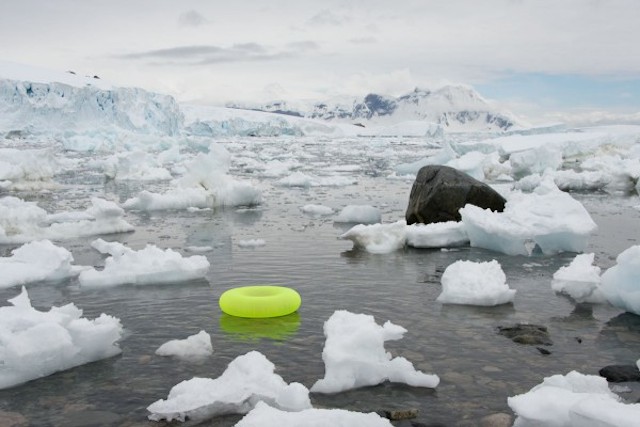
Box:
599;365;640;382
405;165;506;225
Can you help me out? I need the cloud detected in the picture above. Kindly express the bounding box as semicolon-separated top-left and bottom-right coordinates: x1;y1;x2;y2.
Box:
306;9;351;26
349;37;378;45
117;42;316;65
178;10;209;27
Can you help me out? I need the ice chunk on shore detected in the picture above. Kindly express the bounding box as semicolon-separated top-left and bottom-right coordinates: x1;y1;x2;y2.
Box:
437;260;515;306
508;370;640;427
0;196;134;244
0;240;87;288
78;239;210;287
147;351;311;422
460;178;597;255
311;310;439;393
551;253;605;303
600;245;640;315
334;205;381;224
339;221;406;254
155;330;213;360
0;287;123;389
236;401;393;427
406;221;469;248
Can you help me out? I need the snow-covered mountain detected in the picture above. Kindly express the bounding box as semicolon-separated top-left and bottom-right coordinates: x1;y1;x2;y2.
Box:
228;86;521;132
0;61;183;136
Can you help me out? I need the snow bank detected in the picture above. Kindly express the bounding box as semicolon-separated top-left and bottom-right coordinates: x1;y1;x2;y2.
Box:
600;245;640;315
437;260;515;306
0;240;87;288
236;401;393;427
339;221;406;254
507;371;640;427
147;351;311;422
78;239;210;287
0;286;123;389
551;253;605;303
155;330;213;360
0;196;134;244
460;178;597;255
406;221;469;248
123;144;261;210
334;205;381;224
311;310;439;393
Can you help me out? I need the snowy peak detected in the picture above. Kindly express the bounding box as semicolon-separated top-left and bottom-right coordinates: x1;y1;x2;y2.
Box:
231;86;520;132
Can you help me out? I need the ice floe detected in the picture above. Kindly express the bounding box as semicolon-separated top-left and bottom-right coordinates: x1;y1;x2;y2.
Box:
437;259;515;306
155;330;213;360
551;253;606;303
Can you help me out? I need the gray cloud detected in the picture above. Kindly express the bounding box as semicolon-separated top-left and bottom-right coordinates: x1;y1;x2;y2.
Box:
306;9;351;26
178;10;209;27
117;42;315;65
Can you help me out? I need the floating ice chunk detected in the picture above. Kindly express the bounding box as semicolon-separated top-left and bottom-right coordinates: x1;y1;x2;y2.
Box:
600;245;640;315
445;151;487;181
300;204;334;216
78;239;210;287
437;260;515;306
236;401;393;427
0;286;123;389
460;178;597;255
509;145;563;179
334;205;381;224
0;197;134;244
406;221;469;248
551;253;606;303
99;150;172;181
339;221;406;254
155;330;213;360
507;370;639;427
311;310;439;393
123;144;261;210
237;239;266;248
0;148;59;190
147;351;311;422
0;240;88;288
277;171;356;188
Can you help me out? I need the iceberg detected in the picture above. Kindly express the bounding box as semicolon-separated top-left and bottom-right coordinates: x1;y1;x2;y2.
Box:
437;259;516;306
339;221;407;254
0;287;123;389
551;253;606;303
155;330;213;360
600;245;640;315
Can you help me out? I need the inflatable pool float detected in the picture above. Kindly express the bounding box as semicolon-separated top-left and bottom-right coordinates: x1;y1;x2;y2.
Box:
219;286;301;318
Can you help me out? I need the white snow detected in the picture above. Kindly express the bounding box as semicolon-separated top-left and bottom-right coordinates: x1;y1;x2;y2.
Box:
311;310;439;393
0;196;134;244
78;239;210;287
236;401;393;427
600;245;640;315
334;205;381;224
237;239;266;248
147;351;311;422
406;221;469;248
551;253;606;303
437;260;516;306
339;221;407;254
300;204;334;216
0;286;123;389
0;240;87;288
155;330;213;360
460;178;597;255
507;370;640;427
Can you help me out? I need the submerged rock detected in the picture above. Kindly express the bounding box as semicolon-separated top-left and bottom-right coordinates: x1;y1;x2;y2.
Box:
599;365;640;382
497;324;552;346
405;165;506;225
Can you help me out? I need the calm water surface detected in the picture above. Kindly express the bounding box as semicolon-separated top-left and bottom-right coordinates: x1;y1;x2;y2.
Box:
1;136;640;426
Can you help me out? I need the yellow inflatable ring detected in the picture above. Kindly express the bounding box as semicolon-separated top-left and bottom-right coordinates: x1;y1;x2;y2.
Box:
219;286;301;318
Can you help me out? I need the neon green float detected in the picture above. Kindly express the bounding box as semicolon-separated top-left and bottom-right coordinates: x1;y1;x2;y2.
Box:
219;286;301;318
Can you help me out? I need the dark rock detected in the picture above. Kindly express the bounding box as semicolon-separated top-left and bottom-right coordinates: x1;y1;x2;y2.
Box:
536;347;552;355
599;365;640;382
405;165;506;225
497;324;552;346
379;408;419;420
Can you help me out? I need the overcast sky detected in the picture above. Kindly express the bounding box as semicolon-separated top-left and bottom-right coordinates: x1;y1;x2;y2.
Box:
1;0;638;122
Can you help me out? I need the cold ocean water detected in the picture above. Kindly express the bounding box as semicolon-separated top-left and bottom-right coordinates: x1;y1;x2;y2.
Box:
1;135;640;426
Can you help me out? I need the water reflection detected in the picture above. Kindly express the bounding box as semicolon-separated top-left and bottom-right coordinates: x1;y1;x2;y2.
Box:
219;312;301;342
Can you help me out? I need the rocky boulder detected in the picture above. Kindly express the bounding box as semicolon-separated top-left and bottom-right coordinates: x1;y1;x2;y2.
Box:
405;165;506;225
